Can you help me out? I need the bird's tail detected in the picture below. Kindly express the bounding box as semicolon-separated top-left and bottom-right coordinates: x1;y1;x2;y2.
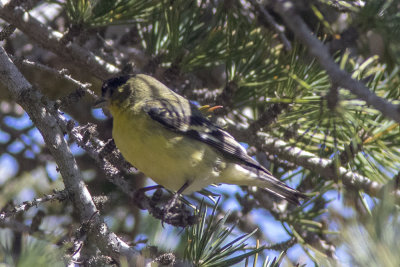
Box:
247;167;307;205
222;163;307;205
261;178;307;205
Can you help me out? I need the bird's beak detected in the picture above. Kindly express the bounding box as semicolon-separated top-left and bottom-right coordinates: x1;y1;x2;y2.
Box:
93;97;107;109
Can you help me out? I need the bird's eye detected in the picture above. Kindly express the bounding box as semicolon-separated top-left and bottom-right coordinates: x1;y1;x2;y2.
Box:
101;83;111;98
102;75;131;98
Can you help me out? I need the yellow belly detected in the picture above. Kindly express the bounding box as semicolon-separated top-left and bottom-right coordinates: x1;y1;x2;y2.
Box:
111;107;221;193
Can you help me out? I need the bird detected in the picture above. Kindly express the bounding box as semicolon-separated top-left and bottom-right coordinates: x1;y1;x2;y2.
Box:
95;74;306;205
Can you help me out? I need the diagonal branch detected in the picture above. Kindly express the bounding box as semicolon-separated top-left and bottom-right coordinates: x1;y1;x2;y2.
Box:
269;0;400;123
248;0;291;51
0;0;119;79
0;45;143;264
257;132;400;200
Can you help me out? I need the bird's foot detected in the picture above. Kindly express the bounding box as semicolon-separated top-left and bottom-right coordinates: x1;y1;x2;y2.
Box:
161;193;183;226
134;185;164;210
161;193;199;227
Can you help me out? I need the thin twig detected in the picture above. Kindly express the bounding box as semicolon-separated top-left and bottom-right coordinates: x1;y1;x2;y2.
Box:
0;0;119;79
16;58;97;99
271;0;400;123
249;0;292;51
0;190;67;221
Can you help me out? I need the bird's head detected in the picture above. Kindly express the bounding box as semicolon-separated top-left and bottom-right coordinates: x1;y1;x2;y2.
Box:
94;75;132;109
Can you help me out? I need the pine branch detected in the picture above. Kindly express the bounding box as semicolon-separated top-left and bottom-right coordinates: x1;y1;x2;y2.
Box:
0;0;119;79
249;0;291;51
0;190;67;220
0;46;143;264
257;132;400;201
14;58;96;98
270;0;400;123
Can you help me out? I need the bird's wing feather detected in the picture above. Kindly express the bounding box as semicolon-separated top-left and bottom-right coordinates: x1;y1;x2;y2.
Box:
144;99;270;174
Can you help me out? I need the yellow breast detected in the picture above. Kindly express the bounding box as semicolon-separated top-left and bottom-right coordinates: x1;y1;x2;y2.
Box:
109;104;221;193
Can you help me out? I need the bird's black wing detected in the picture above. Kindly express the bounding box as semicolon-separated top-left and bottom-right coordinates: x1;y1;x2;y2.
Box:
144;99;269;174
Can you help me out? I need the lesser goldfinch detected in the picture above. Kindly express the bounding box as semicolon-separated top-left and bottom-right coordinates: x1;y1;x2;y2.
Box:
96;74;306;205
